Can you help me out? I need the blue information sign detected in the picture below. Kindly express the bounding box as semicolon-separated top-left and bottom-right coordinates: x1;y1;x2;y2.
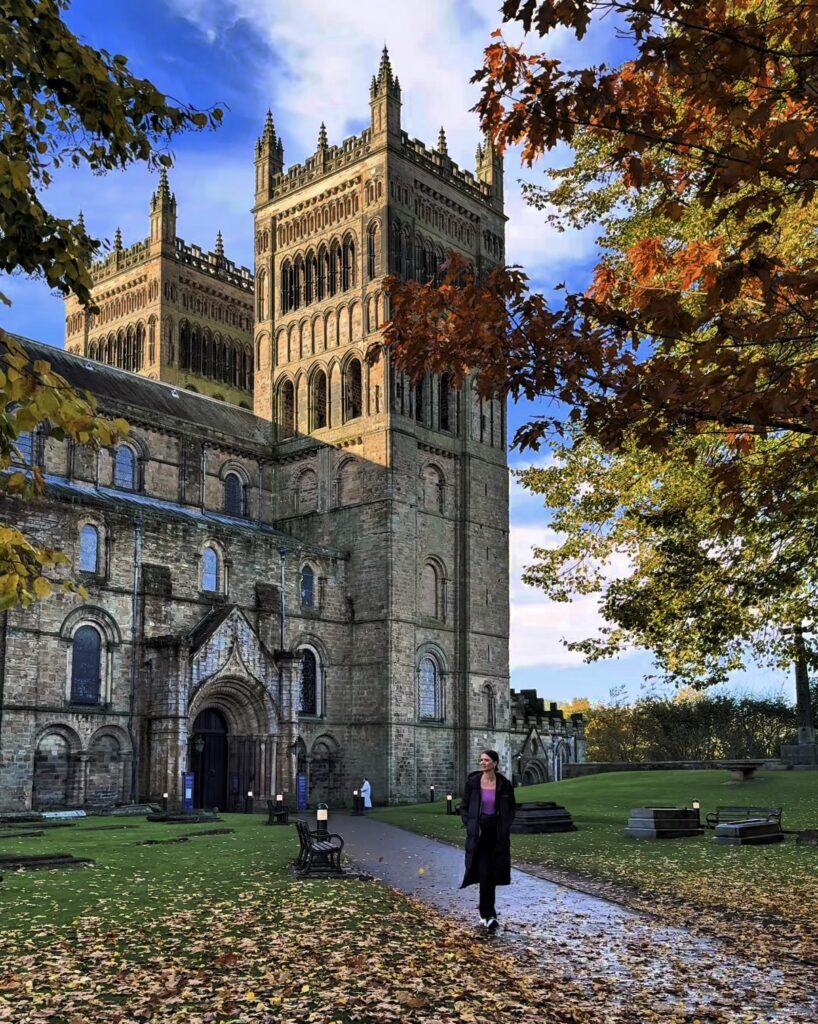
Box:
296;772;308;811
182;771;195;812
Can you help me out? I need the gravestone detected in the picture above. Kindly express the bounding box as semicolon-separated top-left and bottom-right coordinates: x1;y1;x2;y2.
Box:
510;802;577;834
713;819;785;846
626;807;704;839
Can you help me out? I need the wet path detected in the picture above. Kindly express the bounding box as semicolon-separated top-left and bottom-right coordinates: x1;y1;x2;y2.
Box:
338;814;817;1023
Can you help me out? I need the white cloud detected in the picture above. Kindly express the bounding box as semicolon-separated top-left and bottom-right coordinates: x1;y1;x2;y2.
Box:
167;0;593;280
509;523;636;670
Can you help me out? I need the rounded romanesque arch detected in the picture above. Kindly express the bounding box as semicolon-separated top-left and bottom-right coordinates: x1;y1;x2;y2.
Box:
32;724;82;809
308;733;341;806
86;726;130;807
188;674;279;812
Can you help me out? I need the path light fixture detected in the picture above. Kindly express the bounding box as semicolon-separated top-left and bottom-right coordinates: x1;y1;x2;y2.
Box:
429;784;435;803
316;802;329;837
446;793;454;815
692;799;701;825
162;792;168;812
245;789;254;815
352;789;362;816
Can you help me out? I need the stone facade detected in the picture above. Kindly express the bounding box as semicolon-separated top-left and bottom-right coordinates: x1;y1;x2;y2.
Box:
0;50;511;811
509;690;586;784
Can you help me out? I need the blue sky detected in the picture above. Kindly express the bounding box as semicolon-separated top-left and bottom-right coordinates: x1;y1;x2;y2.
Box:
0;1;793;706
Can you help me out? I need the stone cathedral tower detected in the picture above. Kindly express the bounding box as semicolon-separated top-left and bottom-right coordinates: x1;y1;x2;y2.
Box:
64;170;255;408
252;49;509;801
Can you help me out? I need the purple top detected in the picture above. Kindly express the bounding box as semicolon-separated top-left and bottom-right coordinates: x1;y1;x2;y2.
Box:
480;785;496;815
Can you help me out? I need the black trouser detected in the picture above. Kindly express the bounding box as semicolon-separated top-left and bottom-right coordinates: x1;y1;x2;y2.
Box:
476;815;498;919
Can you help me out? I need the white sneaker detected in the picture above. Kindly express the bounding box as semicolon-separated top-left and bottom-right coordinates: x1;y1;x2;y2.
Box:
486;917;499;932
479;917;487;927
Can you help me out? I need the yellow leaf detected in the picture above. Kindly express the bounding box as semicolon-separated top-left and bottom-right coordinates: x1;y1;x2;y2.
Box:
33;577;52;599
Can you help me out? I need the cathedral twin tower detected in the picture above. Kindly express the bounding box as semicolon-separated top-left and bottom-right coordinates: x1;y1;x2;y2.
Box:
52;48;510;806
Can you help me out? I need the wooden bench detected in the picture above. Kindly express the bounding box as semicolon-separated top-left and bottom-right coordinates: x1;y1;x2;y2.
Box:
705;806;782;828
294;819;344;875
266;798;289;826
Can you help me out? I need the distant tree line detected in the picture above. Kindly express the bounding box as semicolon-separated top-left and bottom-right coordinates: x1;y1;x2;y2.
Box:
576;687;818;763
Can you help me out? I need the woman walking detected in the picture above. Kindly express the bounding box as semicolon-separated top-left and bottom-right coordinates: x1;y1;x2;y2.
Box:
459;749;516;931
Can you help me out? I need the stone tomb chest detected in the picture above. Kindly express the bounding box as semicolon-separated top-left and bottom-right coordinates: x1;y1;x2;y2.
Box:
626;807;705;840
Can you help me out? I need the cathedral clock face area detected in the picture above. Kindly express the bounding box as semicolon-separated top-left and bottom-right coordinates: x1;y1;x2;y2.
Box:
0;47;589;819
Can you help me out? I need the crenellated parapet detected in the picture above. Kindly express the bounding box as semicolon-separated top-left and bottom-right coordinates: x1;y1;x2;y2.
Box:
174;239;253;293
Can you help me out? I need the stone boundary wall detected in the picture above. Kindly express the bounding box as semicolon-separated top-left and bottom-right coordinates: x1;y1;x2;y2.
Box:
563;759;788;778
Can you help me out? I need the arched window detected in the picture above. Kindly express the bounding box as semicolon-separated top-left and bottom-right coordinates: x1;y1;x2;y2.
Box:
367;222;379;280
280;262;290;313
257;268;267;320
422;465;446;513
414;378;425;424
342;236;355;291
71;625;102;705
328;242;340;296
300;564;315;607
79;524;100;573
279;380;295;439
304;251;315;304
439;373;453;432
484;684;497;729
113;445;137;490
135;321;145;369
419;656;442;720
201;546;219;592
180;321;191;369
317;247;327;300
312;369;328;430
345;358;362;421
223;472;245;517
296;468;318;513
421;562;439;618
299;648;318;715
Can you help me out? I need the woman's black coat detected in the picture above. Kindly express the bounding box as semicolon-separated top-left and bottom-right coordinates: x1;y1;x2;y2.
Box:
459;770;516;888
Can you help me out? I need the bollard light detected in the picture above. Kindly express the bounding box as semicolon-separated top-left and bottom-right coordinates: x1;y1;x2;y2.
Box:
692;800;701;810
162;792;169;812
316;803;329;836
276;793;284;803
446;793;453;815
245;789;254;815
429;784;435;803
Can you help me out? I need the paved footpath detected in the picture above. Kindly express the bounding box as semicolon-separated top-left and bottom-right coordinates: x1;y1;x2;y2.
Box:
338;814;817;1023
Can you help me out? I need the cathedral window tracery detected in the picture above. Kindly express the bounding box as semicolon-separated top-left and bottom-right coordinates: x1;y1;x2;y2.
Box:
418;655;443;721
298;647;321;716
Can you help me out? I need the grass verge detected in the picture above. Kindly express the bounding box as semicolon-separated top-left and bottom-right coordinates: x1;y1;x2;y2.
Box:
371;769;818;965
0;812;595;1024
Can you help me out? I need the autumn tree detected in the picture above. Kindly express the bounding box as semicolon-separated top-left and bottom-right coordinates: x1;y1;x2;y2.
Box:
385;0;818;683
0;0;221;606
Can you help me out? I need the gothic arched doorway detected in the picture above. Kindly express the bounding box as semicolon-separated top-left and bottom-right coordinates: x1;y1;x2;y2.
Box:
191;708;228;810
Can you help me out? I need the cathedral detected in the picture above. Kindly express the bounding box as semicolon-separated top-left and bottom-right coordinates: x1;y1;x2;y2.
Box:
0;50;513;811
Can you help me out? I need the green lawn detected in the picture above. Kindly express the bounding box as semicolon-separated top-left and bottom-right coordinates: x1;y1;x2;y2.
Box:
372;770;818;963
0;814;583;1024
